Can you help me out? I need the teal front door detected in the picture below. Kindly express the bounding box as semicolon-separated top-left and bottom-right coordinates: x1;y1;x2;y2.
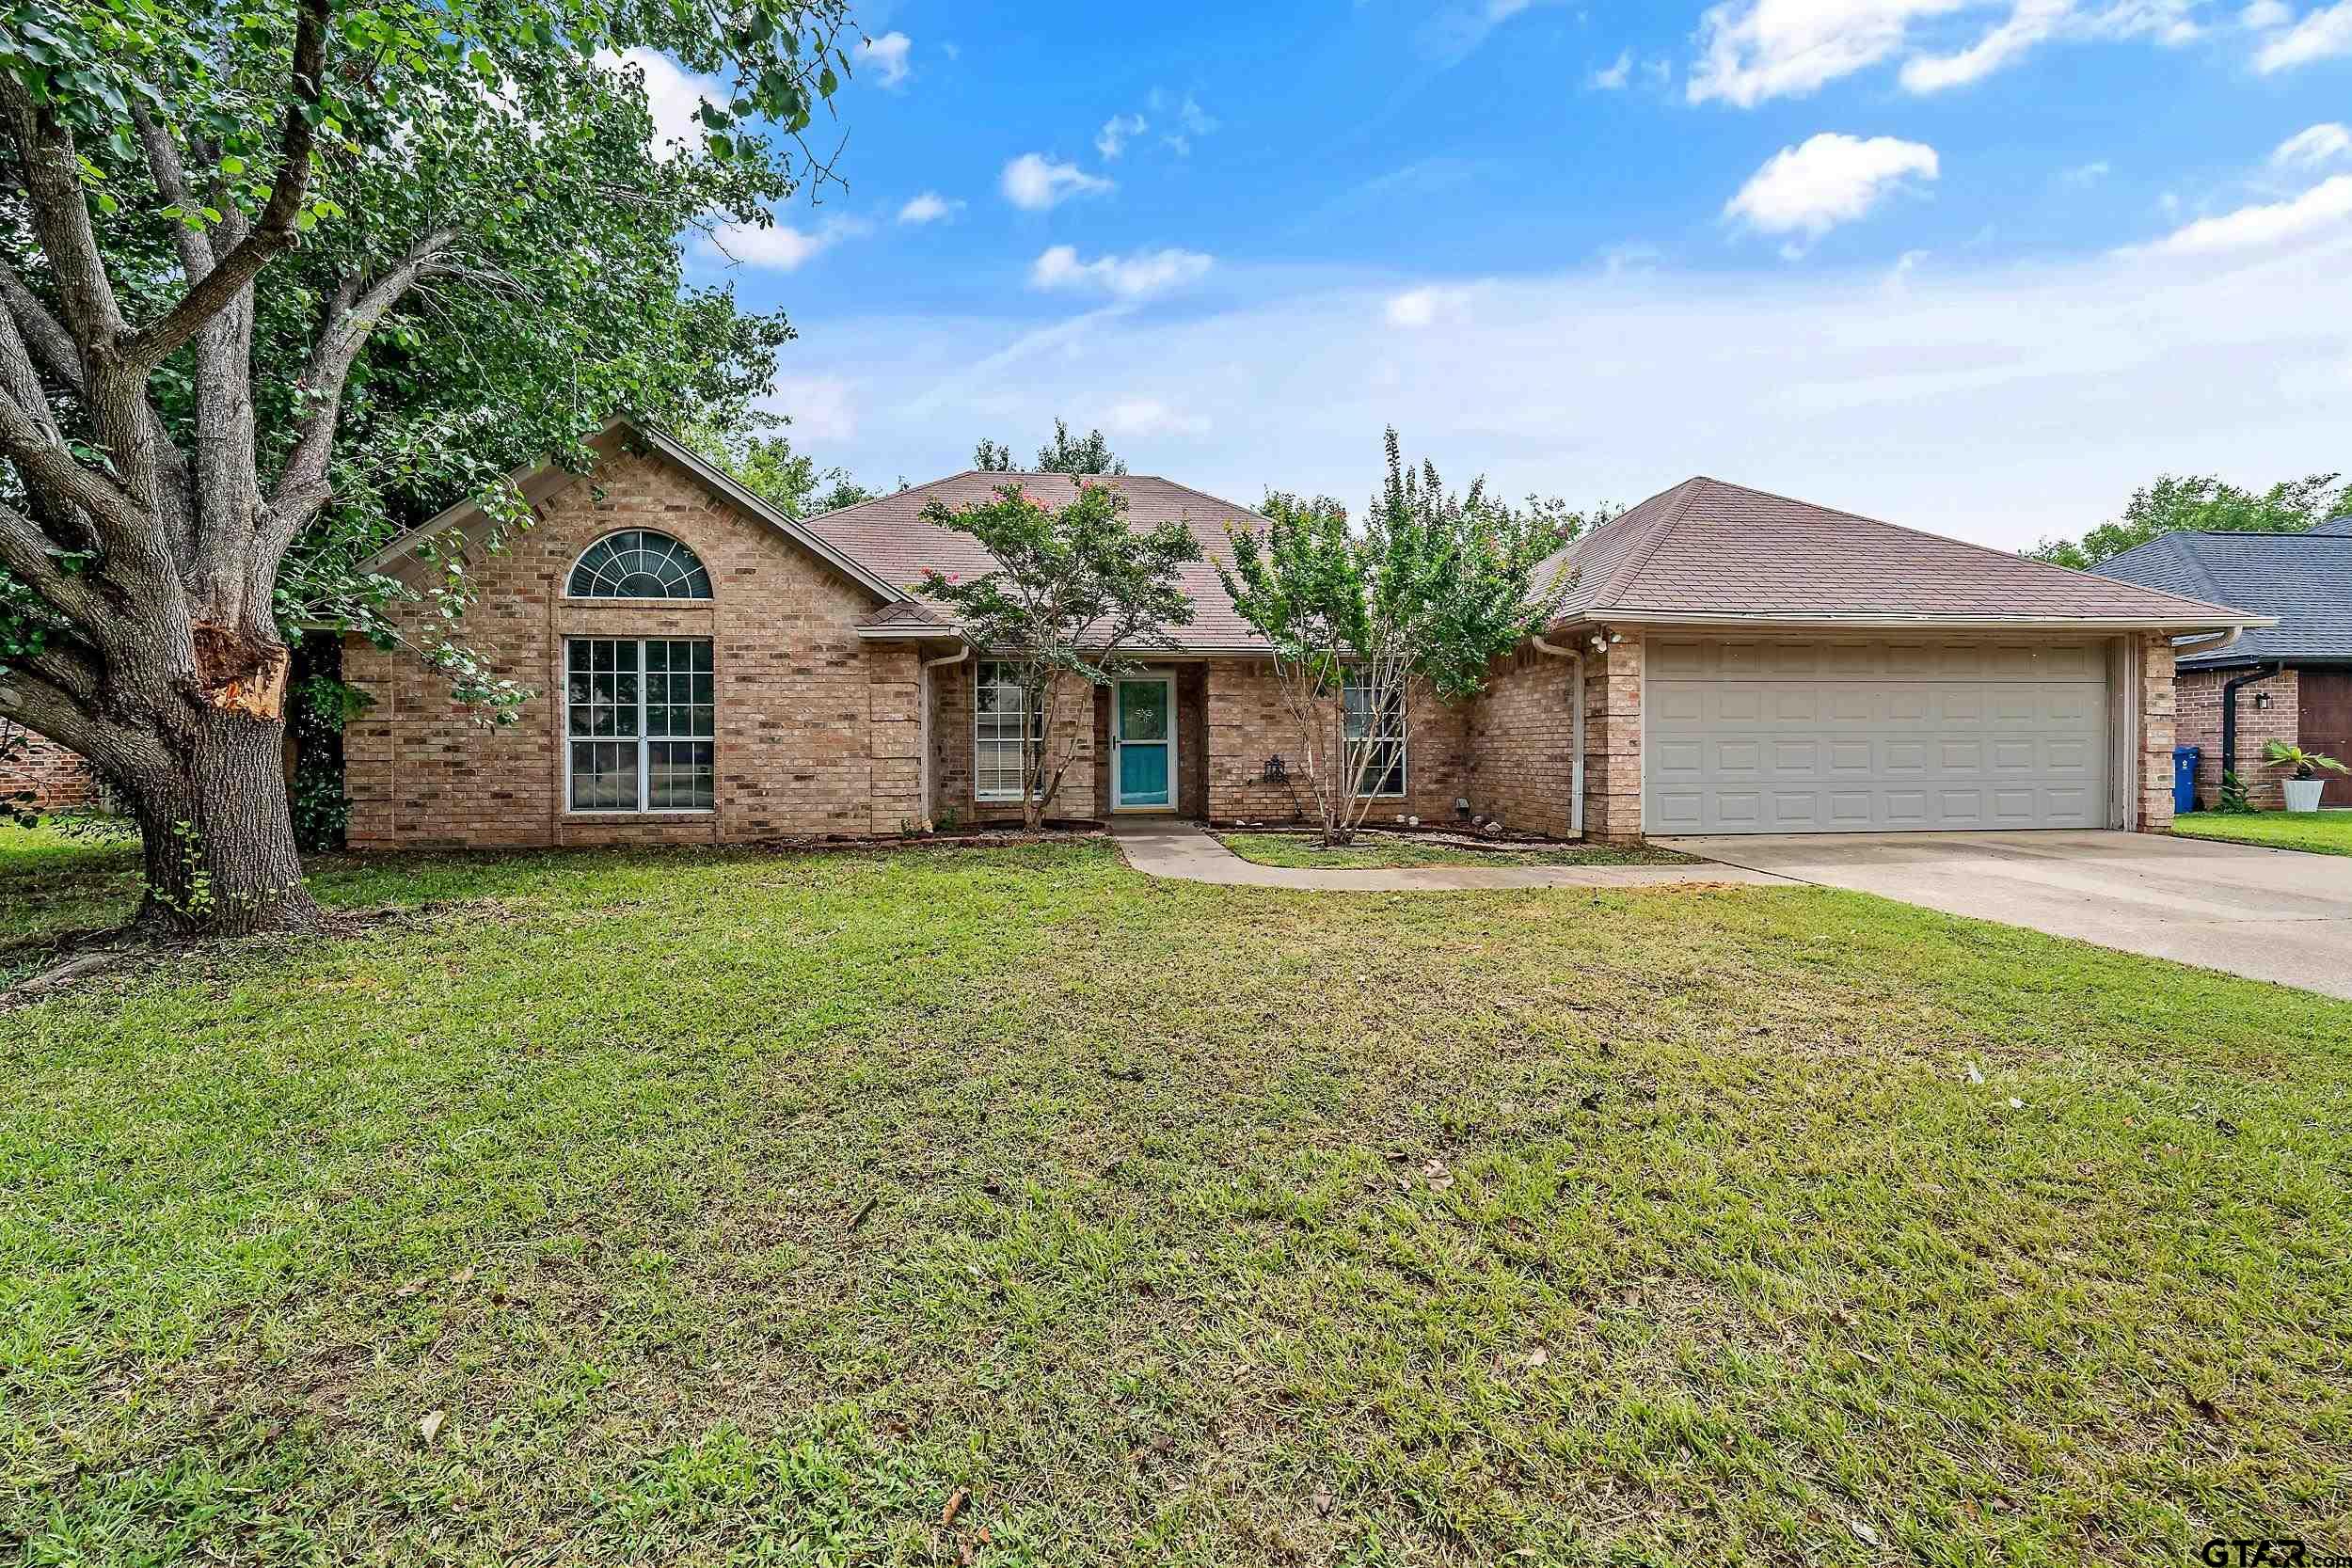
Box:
1114;675;1175;809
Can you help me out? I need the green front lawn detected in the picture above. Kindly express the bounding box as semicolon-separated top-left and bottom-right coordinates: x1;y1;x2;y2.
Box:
3;827;2348;1564
1218;830;1692;870
2173;809;2352;856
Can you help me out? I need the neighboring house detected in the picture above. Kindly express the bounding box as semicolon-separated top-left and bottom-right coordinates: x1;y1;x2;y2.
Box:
2093;518;2352;809
0;722;103;813
341;419;2260;848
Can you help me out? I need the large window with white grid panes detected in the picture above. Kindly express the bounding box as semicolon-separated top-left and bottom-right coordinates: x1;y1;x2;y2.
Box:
564;638;716;812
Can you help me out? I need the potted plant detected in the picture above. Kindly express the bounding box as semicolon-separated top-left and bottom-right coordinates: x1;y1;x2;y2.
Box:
2263;740;2348;813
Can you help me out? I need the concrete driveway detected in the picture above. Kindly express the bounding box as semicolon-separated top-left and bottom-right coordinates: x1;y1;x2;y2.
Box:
1654;831;2352;1001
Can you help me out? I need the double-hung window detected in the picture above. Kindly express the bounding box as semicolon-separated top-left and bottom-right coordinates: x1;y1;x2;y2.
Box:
974;660;1044;802
1342;671;1407;798
565;638;715;812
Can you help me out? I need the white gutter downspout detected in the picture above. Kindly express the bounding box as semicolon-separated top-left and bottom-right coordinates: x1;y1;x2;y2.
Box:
919;644;971;825
2174;623;2250;660
1532;636;1583;836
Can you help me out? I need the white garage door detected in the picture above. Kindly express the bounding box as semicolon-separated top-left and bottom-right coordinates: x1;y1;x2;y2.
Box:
1645;638;2110;835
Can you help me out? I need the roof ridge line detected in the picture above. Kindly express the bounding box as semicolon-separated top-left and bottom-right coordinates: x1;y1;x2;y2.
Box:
1591;478;1708;609
1686;475;2255;621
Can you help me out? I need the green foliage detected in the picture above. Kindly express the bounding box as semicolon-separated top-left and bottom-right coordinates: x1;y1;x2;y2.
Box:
703;431;874;517
1217;429;1568;839
2175;809;2352;855
914;478;1201;823
2026;472;2348;569
0;0;852;733
2217;769;2253;814
2263;739;2350;781
972;420;1128;475
287;643;367;851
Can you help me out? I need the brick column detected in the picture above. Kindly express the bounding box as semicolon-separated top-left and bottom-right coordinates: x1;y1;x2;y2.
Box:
866;642;923;834
1581;632;1645;842
2135;632;2178;831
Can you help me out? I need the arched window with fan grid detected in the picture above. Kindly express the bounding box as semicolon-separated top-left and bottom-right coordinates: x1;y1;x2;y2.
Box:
566;530;713;599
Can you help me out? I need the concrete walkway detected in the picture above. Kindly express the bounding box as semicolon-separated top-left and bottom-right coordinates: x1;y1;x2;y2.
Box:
1658;830;2352;1001
1112;822;1795;892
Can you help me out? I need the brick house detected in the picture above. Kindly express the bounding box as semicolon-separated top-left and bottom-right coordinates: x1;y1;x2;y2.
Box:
336;420;2262;849
2094;518;2352;809
0;723;103;813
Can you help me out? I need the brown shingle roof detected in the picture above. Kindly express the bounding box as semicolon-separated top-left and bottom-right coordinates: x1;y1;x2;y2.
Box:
1538;476;2260;627
807;470;1273;652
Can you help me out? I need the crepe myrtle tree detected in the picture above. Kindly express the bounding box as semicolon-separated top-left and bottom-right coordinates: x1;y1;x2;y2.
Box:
0;0;861;935
1218;429;1568;847
915;476;1201;831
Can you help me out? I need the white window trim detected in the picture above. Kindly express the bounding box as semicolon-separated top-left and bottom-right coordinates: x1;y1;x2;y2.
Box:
1343;670;1409;800
563;637;717;816
564;529;715;603
974;660;1045;804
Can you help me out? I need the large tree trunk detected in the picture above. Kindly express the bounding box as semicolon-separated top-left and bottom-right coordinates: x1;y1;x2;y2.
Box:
122;704;319;939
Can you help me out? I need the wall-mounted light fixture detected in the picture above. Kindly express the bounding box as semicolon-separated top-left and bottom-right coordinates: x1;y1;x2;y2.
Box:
2253;690;2273;711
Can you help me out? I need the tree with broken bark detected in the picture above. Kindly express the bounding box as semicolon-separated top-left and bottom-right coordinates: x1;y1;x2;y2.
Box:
0;0;856;933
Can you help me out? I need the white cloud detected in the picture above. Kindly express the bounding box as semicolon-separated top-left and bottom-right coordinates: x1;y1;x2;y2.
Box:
762;376;856;443
608;47;720;154
2273;122;2352;167
1900;0;2071;89
1384;286;1473;326
1692;0;2201;104
858;32;912;88
1000;152;1115;211
771;234;2352;557
1101;398;1211;437
1725;134;1941;249
1150;92;1218;156
897;191;962;225
2137;175;2352;254
1590;49;1634;88
1172;93;1218;136
2254;1;2352;67
1691;0;1965;106
2059;158;2112;184
1096;112;1148;159
1028;245;1214;300
2241;0;2293;24
699;214;871;270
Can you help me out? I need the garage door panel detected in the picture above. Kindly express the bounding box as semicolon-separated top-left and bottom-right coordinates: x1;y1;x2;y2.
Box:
1645;638;2110;834
1649;640;1711;677
1773;688;1820;721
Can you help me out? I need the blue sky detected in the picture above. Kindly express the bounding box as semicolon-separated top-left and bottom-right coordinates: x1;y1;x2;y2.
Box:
646;0;2352;548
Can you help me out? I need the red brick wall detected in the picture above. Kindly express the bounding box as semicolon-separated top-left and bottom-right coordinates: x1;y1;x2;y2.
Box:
1202;657;1470;827
924;659;1100;828
1466;646;1581;837
346;443;913;848
2174;664;2297;810
0;727;101;812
